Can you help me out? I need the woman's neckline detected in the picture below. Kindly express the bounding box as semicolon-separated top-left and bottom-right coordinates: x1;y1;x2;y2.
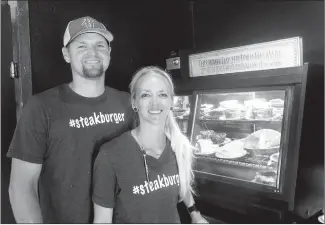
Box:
130;129;167;160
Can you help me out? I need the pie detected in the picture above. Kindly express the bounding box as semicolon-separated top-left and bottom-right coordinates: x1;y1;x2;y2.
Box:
243;129;281;150
214;139;247;159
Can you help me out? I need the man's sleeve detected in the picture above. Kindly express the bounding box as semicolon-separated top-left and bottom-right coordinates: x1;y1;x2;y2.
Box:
6;97;48;164
92;146;117;208
124;92;137;130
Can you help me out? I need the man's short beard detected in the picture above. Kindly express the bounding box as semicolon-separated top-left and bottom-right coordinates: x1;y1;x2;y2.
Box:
82;65;104;78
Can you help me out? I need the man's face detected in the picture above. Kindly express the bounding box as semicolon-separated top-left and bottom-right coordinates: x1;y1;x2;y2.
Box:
62;33;111;79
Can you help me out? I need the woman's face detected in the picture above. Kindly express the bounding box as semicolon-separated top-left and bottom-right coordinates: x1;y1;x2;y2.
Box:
133;72;173;126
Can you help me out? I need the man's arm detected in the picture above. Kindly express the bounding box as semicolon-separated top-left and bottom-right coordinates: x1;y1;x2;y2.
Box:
93;203;113;223
9;158;43;223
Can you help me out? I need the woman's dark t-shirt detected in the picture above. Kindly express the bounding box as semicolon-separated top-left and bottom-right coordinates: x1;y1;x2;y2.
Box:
93;131;181;223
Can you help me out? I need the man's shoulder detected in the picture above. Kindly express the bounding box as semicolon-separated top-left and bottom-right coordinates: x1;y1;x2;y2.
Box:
24;85;63;110
99;131;132;157
30;85;62;104
105;86;130;101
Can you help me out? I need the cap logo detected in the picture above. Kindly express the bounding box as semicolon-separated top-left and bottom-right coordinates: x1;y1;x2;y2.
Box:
81;17;95;29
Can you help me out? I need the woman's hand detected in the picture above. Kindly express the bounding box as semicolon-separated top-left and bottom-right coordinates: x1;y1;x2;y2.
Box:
190;211;209;224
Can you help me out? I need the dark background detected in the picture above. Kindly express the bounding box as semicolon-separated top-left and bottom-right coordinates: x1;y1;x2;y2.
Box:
2;0;324;223
28;0;324;94
28;0;193;94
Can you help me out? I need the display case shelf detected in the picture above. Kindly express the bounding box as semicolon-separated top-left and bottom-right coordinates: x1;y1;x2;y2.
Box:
195;154;275;170
175;117;189;121
199;119;282;125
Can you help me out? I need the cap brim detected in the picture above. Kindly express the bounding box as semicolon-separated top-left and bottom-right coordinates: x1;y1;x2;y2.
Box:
65;28;114;46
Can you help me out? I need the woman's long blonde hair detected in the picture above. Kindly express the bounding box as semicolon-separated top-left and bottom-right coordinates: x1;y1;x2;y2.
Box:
129;66;195;201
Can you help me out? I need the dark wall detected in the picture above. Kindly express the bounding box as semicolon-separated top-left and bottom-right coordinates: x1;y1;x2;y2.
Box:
28;0;193;94
193;1;324;64
29;1;323;95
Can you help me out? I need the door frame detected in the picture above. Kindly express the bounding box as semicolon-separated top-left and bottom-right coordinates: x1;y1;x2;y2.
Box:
7;0;32;120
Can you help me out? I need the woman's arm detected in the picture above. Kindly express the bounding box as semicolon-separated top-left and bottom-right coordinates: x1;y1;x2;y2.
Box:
183;190;209;224
93;203;113;223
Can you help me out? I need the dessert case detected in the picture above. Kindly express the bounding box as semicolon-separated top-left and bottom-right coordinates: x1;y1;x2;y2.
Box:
190;89;286;192
172;61;323;223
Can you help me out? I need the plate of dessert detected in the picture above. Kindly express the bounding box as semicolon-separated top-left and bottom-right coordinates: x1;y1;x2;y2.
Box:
214;139;247;159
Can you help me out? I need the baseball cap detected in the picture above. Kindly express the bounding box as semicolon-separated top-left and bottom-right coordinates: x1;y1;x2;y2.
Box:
63;16;113;47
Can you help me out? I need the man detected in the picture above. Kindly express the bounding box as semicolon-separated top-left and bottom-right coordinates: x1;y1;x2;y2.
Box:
7;16;134;223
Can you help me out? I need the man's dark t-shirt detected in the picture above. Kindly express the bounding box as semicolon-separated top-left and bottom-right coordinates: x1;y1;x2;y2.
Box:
93;131;181;223
7;84;134;223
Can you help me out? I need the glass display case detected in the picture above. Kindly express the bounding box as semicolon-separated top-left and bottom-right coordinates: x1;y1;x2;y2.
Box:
172;95;191;134
190;89;287;192
171;44;323;223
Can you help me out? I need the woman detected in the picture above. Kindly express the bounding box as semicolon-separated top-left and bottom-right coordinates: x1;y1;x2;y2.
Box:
92;66;208;223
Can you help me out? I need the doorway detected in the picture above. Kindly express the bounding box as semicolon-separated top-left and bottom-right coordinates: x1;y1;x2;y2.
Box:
1;1;17;223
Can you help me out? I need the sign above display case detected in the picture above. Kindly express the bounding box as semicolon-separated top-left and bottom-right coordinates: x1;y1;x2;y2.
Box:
189;37;303;77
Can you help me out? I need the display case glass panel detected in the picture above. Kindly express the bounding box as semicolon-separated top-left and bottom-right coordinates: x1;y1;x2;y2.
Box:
172;95;191;134
191;89;286;192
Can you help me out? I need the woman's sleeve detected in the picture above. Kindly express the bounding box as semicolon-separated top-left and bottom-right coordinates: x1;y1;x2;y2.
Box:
92;146;117;208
